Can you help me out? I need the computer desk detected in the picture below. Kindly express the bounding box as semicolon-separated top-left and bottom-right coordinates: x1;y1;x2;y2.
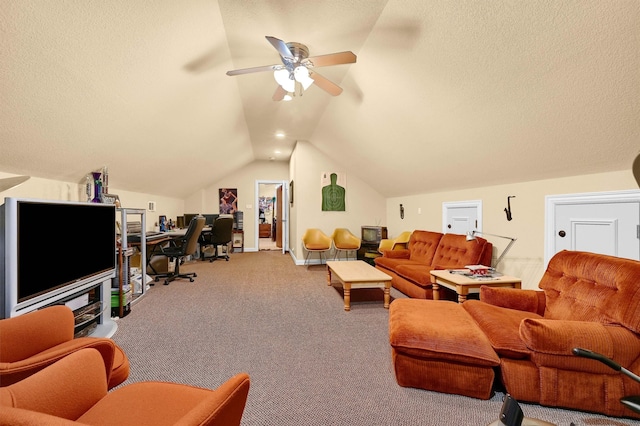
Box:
140;227;212;273
129;235;173;275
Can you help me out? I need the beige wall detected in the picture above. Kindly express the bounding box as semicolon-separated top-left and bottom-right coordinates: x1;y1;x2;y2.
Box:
289;141;387;263
0;172;184;231
3;164;638;287
385;169;638;289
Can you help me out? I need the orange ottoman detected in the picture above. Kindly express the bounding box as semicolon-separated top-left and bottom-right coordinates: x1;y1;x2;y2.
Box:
388;299;500;399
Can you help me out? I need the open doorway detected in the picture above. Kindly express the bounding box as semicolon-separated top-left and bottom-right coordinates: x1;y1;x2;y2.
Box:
258;182;279;251
255;179;289;253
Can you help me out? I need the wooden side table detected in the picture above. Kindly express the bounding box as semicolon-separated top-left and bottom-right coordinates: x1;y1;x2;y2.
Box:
430;269;521;303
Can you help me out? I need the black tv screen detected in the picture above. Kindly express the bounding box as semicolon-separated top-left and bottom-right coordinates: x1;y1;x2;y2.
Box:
16;201;116;302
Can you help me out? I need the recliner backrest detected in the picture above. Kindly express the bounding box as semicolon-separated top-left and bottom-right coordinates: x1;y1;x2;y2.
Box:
539;250;640;333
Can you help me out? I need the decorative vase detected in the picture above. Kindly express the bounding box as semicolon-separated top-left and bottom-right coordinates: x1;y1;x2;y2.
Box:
91;172;102;203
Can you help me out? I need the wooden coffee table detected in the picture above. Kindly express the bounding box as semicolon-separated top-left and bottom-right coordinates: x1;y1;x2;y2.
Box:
430;269;522;303
326;260;392;311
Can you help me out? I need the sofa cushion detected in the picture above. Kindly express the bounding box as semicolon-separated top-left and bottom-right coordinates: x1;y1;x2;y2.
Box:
394;264;433;287
406;231;443;264
431;233;492;269
374;256;420;272
464;299;541;359
540;250;640;334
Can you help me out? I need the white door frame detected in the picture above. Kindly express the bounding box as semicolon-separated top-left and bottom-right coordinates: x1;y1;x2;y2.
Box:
255;180;289;254
544;189;640;266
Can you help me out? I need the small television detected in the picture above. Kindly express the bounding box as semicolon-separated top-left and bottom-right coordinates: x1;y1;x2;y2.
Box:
1;198;116;318
361;226;388;245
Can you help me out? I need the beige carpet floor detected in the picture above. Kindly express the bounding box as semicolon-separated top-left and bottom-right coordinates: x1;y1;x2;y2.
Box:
111;251;639;426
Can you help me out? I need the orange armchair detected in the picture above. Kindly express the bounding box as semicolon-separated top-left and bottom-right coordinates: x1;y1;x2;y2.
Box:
331;228;361;261
0;305;129;389
0;348;250;425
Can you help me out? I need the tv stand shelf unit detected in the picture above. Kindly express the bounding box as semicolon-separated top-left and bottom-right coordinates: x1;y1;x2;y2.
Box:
1;198;118;338
115;208;151;315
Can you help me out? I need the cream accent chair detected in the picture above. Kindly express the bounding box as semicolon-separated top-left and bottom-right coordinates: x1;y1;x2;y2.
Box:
331;228;361;261
378;231;412;255
0;348;250;425
302;228;332;268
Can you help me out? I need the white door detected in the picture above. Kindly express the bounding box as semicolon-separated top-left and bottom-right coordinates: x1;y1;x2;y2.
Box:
442;201;482;235
545;190;640;265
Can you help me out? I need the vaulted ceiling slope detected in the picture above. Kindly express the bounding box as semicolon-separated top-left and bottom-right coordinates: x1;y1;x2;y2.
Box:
1;1;638;199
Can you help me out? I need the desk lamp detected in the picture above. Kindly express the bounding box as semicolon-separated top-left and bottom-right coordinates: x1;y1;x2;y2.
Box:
466;230;517;269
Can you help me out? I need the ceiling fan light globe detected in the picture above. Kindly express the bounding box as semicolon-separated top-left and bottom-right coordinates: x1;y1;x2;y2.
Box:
273;69;290;86
283;94;293;101
294;66;314;90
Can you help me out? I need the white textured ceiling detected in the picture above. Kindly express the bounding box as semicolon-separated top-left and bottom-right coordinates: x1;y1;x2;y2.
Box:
1;0;638;198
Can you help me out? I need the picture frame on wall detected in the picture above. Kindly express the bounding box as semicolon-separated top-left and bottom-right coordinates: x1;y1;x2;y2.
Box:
289;180;294;205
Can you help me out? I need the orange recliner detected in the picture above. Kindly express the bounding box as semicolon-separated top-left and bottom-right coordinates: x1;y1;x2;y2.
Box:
0;305;129;389
0;348;250;425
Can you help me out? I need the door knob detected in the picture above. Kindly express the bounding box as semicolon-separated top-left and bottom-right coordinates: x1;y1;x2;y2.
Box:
558;230;566;237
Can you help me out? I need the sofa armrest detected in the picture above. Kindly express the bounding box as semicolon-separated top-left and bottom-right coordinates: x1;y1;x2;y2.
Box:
519;318;640;372
0;348;108;420
0;337;116;387
382;249;410;259
480;286;546;316
0;306;75;362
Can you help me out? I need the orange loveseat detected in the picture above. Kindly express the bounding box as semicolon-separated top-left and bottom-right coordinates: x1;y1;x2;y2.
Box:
389;250;640;419
374;230;493;299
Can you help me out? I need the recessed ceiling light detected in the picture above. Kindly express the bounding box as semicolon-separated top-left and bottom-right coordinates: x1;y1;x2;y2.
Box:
275;132;285;138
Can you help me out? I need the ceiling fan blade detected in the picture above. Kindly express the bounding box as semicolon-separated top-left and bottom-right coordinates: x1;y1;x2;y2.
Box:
305;51;357;68
266;36;293;60
272;85;287;101
226;64;280;76
309;71;343;96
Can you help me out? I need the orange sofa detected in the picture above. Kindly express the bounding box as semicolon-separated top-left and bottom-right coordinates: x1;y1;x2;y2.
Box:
0;305;129;389
0;348;250;425
374;230;493;299
389;250;640;419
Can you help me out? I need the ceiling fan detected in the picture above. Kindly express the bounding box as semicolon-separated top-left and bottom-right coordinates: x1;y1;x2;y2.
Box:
226;36;356;101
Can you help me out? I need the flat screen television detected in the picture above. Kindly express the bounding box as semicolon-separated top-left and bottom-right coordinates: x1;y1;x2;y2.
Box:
361;226;388;246
1;198;116;318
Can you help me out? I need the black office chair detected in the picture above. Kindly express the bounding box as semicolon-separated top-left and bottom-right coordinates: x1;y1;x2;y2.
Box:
201;216;234;262
153;215;205;285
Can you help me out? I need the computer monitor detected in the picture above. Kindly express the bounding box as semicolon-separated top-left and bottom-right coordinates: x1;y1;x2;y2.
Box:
183;213;199;228
203;214;219;226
